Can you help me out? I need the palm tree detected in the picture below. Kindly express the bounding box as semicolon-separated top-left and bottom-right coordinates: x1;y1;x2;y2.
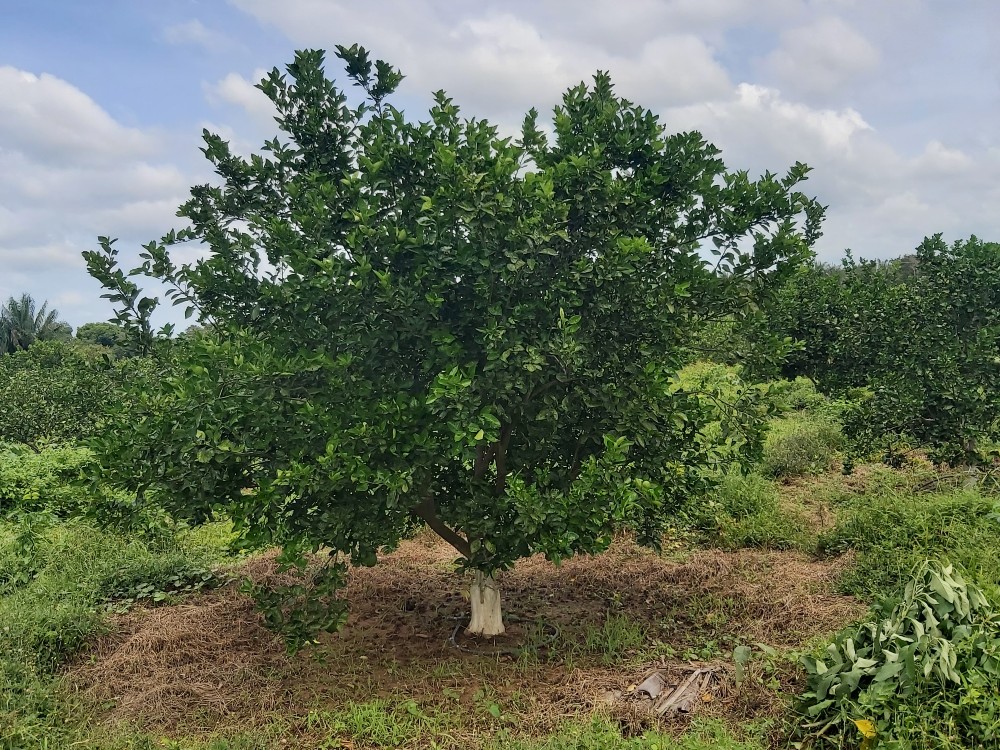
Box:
0;294;71;354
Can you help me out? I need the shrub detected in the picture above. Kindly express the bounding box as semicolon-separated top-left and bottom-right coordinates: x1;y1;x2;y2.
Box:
762;412;844;479
673;362;774;474
766;377;827;413
796;561;1000;749
0;340;154;451
0;445;93;516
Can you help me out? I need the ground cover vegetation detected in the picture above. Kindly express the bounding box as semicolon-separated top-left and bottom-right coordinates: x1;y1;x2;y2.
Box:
1;44;999;750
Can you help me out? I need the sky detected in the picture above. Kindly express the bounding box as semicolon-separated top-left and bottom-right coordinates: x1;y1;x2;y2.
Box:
2;0;999;328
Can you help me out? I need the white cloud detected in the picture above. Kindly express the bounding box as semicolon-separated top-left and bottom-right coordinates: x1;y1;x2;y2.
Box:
658;81;1000;260
661;83;874;187
204;70;277;126
163;19;233;51
226;1;734;116
7;0;1000;327
913;140;975;176
0;67;154;166
534;0;805;49
763;16;880;96
0;67;192;321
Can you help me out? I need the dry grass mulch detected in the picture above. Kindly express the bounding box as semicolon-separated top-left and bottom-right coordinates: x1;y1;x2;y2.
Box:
67;535;866;746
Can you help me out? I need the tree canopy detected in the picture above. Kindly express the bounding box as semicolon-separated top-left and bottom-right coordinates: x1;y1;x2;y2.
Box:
0;294;71;354
75;322;129;355
754;236;1000;464
86;45;824;638
0;340;131;451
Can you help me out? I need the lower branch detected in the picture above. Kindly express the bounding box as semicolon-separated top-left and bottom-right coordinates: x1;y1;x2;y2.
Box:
413;495;471;558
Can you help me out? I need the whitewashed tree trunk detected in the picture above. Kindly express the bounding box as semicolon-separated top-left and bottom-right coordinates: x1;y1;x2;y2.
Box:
467;570;504;636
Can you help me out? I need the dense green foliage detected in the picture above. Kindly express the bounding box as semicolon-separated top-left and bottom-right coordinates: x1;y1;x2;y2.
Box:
0;340;151;450
75;321;131;356
0;444;93;515
85;46;823;634
758;236;1000;464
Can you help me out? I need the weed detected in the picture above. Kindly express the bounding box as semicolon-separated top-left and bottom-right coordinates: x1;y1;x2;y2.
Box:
0;516;232;747
766;377;828;413
796;561;1000;748
304;699;452;748
0;445;94;516
693;472;812;551
518;612;648;667
487;716;767;749
580;613;647;664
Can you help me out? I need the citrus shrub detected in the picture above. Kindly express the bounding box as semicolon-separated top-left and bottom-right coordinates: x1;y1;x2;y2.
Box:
85;45;823;645
0;339;154;451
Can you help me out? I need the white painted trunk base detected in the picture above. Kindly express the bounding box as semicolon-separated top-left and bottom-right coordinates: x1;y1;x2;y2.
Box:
467;571;505;636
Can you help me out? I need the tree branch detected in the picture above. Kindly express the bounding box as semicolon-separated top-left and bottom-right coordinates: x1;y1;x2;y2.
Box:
413;494;471;558
473;443;494;481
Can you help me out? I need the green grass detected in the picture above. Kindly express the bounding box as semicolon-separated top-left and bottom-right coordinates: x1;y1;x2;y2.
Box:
299;699;455;748
12;726;287;750
819;485;1000;598
0;518;231;668
0;517;234;750
57;708;767;750
518;612;649;669
693;472;812;551
578;613;648;664
489;717;767;750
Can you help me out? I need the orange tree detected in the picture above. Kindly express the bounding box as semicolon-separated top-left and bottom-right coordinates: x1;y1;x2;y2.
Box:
0;340;124;451
86;46;823;640
755;237;1000;465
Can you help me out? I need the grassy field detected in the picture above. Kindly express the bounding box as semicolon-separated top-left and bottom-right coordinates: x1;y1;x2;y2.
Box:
5;465;992;749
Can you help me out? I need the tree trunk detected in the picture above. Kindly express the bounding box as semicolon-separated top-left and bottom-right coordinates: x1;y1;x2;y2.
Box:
467;570;504;636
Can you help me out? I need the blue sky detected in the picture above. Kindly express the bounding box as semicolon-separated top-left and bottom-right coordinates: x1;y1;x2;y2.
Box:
2;0;999;328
